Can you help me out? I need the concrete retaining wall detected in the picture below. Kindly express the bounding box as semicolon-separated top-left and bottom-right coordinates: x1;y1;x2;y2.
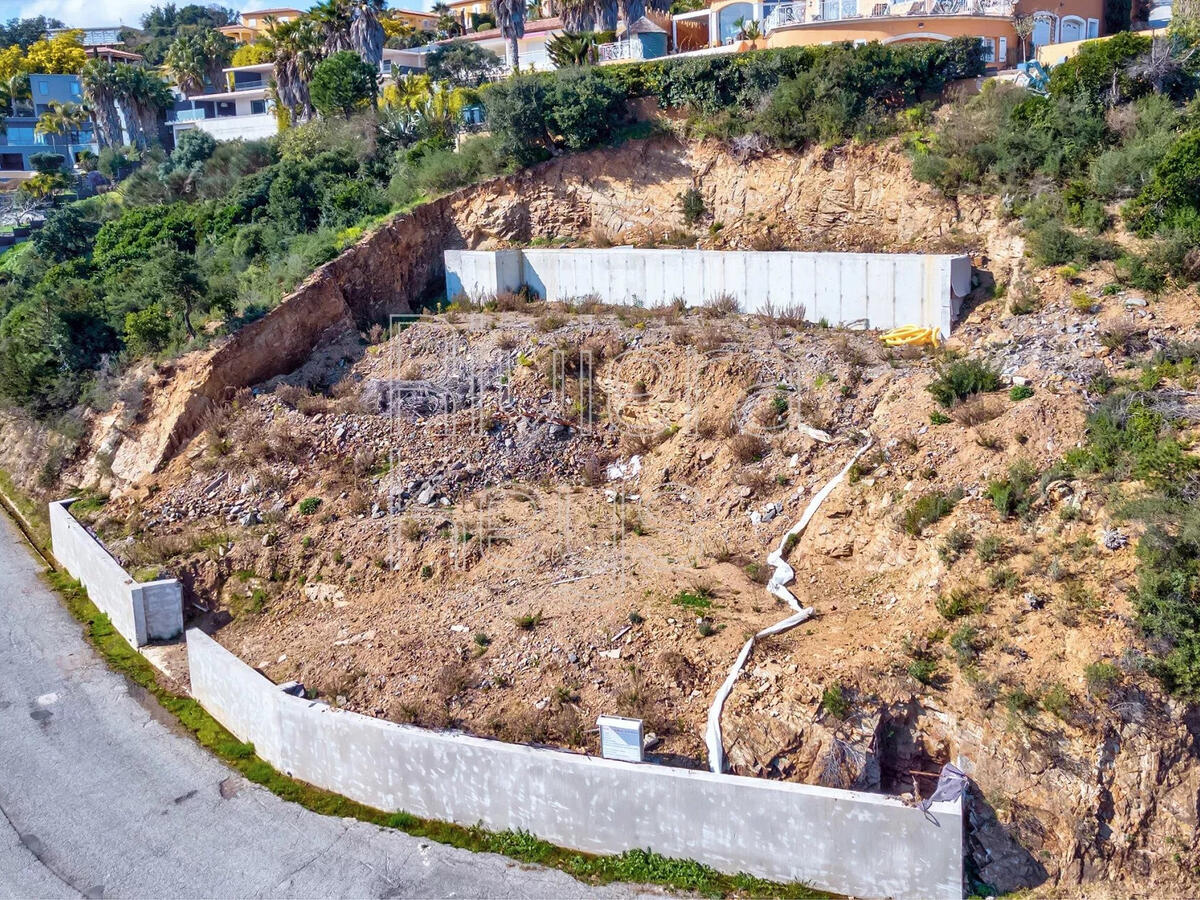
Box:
445;248;973;336
49;500;183;646
188;627;964;899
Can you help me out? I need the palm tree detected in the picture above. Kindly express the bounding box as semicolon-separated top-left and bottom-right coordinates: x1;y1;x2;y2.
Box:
349;0;386;107
35;100;91;144
312;0;354;55
79;59;123;148
432;2;462;37
1;72;30;116
546;31;599;65
113;65;172;148
162;33;206;94
492;0;526;70
553;0;597;31
263;16;324;123
594;0;619;31
349;0;386;71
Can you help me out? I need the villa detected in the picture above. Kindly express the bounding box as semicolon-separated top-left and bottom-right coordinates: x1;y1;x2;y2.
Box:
0;72;98;176
216;8;305;44
169;48;427;143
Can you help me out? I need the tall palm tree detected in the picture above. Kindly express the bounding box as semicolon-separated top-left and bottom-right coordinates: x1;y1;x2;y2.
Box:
162;33;206;94
312;0;354;55
432;1;462;37
113;65;172;148
79;59;123;148
594;0;619;31
350;0;386;71
553;0;596;31
492;0;526;70
263;16;324;123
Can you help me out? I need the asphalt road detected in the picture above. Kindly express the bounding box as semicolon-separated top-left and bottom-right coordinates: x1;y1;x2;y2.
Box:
0;511;639;899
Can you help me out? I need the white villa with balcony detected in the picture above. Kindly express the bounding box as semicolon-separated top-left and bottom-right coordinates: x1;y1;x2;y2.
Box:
169;48;427;143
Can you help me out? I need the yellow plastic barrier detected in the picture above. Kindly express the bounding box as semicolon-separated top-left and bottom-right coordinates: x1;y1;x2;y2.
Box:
880;325;941;348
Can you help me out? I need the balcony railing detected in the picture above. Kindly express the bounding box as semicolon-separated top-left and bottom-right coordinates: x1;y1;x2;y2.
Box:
169;108;209;123
763;0;1015;31
598;40;644;62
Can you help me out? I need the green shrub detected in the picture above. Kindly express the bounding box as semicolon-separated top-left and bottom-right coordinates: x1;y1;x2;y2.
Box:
1041;682;1072;718
1048;32;1152;105
926;357;1002;408
975;533;1007;563
1009;384;1034;401
545;67;625;151
907;658;938;685
949;624;982;665
986;459;1039;518
901;488;962;536
679;187;706;225
820;683;850;719
1084;660;1121;696
1026;220;1117;267
938;526;973;563
298;497;322;515
936;585;985;620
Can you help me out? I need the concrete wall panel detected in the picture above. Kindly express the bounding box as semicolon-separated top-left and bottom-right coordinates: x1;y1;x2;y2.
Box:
189;628;964;899
50;500;183;646
448;249;968;334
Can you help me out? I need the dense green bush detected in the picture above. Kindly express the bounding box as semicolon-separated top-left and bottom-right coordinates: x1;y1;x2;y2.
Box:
1126;129;1200;238
1026;220;1118;267
310;51;378;119
545;68;625;151
33;207;101;263
926;357;1002;407
1048;32;1152;105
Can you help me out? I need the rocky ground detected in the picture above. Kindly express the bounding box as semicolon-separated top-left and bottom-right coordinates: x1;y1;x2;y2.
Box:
61;259;1200;895
8;133;1200;895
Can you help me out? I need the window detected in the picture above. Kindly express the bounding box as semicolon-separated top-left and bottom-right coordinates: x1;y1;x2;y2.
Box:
70;82;80;95
0;153;23;170
1086;17;1099;37
978;36;995;63
1031;13;1055;46
37;81;48;95
1060;16;1085;42
251;99;266;114
998;36;1007;64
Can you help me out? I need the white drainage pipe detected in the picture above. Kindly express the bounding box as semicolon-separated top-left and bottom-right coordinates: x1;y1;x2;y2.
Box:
704;438;875;774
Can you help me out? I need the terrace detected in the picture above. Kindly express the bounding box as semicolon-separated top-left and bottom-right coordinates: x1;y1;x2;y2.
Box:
763;0;1016;31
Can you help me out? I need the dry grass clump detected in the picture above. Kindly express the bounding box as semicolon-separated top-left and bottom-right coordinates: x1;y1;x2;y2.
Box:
950;395;1006;427
728;432;766;463
703;292;740;318
734;466;772;496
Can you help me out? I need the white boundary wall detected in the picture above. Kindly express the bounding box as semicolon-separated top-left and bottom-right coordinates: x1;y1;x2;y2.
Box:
188;627;964;899
445;248;972;336
49;499;184;646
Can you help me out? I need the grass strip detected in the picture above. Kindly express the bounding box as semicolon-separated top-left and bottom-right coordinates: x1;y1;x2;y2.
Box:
2;470;824;899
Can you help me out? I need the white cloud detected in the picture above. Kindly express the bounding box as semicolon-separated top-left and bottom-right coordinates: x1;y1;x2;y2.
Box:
12;0;155;29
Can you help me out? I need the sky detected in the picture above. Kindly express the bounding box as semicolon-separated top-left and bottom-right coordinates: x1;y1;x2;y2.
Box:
5;0;436;30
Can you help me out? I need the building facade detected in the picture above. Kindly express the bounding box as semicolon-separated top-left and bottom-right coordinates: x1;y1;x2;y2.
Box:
0;73;97;174
169;49;427;143
668;0;1103;68
217;8;305;44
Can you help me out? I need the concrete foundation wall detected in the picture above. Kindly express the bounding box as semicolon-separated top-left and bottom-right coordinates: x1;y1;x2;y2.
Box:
188;628;964;899
446;248;972;335
49;500;183;646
